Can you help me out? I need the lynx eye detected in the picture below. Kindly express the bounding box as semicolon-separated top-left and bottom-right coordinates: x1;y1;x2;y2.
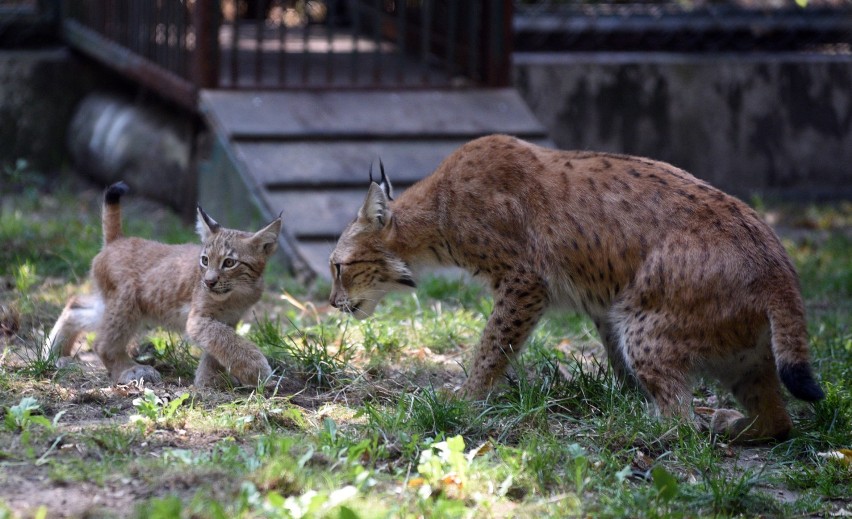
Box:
200;255;209;267
333;263;341;279
222;258;237;269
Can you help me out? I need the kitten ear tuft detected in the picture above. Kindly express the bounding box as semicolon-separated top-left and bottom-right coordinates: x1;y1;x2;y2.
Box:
196;206;221;241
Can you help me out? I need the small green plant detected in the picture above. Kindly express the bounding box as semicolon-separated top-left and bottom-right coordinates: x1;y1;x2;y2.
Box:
415;435;470;499
4;396;62;459
4;396;52;432
130;389;190;431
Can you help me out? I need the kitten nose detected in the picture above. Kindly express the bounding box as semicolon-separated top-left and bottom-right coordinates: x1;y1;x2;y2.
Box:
204;276;218;288
329;298;339;309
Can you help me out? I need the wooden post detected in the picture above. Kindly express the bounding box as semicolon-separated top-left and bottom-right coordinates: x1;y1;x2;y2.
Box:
191;0;220;90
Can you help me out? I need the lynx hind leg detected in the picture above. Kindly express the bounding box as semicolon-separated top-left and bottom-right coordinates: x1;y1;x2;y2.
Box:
595;319;638;389
712;353;792;442
614;313;695;421
46;295;103;363
92;308;161;385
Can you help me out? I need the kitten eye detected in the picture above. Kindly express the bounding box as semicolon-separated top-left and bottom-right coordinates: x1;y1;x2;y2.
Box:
333;263;341;279
222;258;237;269
200;255;208;267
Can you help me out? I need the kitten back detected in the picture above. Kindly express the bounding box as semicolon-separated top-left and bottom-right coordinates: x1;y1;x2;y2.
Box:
103;181;129;245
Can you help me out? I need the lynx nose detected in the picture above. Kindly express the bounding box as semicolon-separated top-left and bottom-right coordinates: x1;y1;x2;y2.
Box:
329;297;339;309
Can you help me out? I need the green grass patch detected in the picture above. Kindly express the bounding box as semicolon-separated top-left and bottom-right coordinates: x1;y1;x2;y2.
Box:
1;176;850;518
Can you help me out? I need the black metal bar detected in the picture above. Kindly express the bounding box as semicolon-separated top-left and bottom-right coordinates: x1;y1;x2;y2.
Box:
372;0;382;84
63;18;197;109
396;0;406;84
192;0;220;89
446;0;458;81
326;0;335;84
468;1;481;82
229;7;239;87
421;0;434;84
277;2;287;85
254;2;264;85
350;0;360;84
302;9;310;84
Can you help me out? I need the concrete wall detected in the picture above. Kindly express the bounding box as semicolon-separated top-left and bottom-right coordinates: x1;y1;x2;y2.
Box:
513;53;852;199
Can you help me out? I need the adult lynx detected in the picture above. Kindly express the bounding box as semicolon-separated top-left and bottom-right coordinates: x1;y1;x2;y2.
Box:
47;182;281;388
328;135;824;441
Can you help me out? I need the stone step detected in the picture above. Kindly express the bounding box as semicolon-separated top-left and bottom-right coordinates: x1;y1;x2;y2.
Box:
199;88;551;281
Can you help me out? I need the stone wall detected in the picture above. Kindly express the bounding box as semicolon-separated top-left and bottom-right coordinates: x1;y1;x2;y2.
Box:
513;53;852;199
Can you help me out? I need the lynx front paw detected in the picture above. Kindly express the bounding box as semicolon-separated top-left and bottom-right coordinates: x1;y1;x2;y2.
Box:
116;364;162;385
456;380;488;401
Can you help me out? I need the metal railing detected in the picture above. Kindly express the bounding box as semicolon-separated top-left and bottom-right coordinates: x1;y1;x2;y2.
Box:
62;0;513;110
514;0;852;53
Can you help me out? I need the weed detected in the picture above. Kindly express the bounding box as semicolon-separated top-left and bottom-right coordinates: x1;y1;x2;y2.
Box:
129;389;190;432
252;317;354;388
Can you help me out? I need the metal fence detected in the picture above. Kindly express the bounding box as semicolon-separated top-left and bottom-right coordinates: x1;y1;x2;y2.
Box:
61;0;513;110
514;0;852;53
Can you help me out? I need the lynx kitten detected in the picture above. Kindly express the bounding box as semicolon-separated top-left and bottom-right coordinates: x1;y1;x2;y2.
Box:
328;135;824;441
47;182;281;388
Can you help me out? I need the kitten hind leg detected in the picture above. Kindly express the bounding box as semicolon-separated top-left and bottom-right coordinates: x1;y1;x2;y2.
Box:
93;310;161;385
46;295;103;364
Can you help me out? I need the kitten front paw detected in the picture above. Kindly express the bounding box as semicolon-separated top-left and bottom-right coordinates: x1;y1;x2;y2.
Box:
55;356;76;369
228;352;273;388
116;364;162;385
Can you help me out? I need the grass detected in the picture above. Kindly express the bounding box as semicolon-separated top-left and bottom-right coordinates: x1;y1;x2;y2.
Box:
1;171;850;518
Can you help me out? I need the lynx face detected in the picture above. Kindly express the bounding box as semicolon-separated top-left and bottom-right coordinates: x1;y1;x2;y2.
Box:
329;182;416;319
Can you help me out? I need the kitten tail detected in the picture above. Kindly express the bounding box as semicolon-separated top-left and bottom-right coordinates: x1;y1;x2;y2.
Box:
103;181;130;245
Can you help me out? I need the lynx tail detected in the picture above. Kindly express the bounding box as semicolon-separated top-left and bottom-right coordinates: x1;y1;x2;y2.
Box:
102;181;129;245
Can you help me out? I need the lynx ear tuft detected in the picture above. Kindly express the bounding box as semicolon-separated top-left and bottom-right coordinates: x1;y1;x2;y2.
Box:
378;160;394;201
196;206;221;241
368;160;394;201
252;215;283;256
358;182;391;230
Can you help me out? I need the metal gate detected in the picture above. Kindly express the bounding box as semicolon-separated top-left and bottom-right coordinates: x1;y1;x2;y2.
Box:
62;0;513;110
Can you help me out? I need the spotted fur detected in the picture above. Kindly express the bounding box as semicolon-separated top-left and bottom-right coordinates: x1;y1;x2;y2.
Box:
47;182;282;388
329;135;823;441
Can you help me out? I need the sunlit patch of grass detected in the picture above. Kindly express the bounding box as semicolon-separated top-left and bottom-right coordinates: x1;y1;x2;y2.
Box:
251;317;356;389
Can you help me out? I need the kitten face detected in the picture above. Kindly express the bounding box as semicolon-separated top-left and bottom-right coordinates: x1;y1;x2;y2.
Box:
195;207;282;299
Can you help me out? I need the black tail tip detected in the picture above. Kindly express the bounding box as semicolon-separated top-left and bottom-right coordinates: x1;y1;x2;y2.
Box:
104;181;130;205
779;363;825;402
